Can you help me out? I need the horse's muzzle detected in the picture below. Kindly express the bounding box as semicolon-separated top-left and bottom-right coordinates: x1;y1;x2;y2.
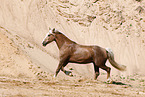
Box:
42;42;47;46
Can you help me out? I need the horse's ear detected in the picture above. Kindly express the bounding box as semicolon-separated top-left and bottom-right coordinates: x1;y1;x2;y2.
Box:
52;28;55;33
49;27;51;30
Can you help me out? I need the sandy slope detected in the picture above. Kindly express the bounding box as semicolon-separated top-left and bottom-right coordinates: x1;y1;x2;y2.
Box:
0;27;34;78
0;0;145;96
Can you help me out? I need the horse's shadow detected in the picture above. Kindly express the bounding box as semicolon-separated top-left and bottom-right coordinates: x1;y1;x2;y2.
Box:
105;81;132;87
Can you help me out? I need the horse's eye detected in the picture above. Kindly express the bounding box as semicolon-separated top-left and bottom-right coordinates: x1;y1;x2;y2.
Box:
48;35;50;36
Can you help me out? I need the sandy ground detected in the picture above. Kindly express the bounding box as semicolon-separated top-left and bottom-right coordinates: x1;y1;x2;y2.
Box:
0;0;145;96
0;74;145;97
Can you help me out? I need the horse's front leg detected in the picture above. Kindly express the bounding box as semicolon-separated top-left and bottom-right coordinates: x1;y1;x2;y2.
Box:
54;56;72;77
53;62;63;78
61;66;73;76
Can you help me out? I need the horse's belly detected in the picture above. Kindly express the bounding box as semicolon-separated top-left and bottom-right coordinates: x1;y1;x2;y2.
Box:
69;54;93;63
69;59;92;64
69;46;94;63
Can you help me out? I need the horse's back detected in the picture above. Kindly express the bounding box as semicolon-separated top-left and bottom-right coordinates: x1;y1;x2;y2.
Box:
69;44;107;63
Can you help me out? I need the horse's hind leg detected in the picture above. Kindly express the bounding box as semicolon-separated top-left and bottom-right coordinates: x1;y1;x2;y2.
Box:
93;63;100;80
99;64;112;83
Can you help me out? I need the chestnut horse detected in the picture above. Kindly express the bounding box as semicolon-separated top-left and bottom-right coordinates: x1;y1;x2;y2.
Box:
42;28;126;82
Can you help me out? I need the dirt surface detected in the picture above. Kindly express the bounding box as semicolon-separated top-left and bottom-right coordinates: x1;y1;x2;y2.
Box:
0;0;145;96
0;74;145;96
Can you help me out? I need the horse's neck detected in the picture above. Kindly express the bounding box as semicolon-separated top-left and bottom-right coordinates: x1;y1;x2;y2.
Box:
55;33;74;49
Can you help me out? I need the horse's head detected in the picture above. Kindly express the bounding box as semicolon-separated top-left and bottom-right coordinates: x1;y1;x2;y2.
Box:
42;28;56;46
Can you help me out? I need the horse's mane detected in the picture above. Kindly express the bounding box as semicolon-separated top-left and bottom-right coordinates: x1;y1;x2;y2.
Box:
55;30;62;34
55;30;76;44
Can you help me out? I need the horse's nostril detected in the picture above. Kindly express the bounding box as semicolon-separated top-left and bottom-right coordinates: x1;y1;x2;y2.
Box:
42;42;46;46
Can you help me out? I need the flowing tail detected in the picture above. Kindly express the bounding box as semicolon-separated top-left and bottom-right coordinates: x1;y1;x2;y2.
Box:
106;48;126;71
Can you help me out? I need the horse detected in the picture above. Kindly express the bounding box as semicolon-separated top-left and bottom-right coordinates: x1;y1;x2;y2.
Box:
42;28;126;82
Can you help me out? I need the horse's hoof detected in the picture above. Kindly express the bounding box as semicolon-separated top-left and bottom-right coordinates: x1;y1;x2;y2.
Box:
65;71;73;77
53;75;56;78
69;73;73;77
106;78;113;84
107;80;113;84
65;71;71;75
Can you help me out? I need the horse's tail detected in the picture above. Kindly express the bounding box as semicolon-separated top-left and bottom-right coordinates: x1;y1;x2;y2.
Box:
106;48;126;71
